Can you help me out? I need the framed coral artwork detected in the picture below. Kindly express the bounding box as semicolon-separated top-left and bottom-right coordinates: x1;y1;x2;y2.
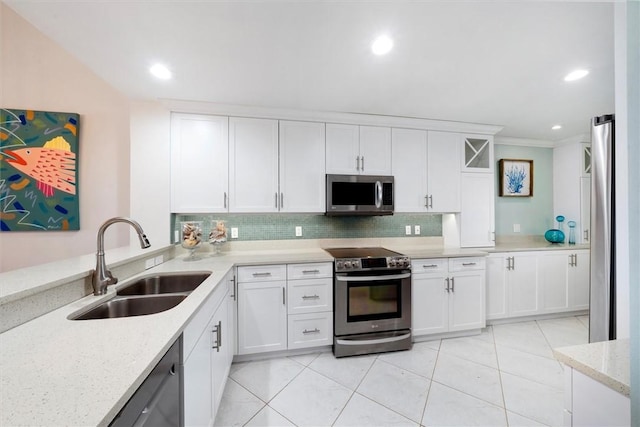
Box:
0;108;79;231
499;158;533;197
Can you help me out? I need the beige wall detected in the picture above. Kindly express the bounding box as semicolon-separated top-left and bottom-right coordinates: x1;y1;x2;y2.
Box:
0;4;132;272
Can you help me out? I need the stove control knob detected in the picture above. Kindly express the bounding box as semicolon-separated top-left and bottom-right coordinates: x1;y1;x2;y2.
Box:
388;259;397;267
344;261;352;269
336;261;344;270
352;260;360;269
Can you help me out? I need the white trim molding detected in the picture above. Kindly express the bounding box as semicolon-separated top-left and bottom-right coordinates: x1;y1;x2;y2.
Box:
160;99;504;135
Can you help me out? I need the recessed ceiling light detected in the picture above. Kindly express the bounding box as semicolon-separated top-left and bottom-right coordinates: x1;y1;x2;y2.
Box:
371;35;393;56
564;69;589;82
552;125;563;130
150;63;172;80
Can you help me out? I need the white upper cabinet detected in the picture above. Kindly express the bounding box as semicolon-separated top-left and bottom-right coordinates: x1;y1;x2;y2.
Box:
170;113;229;213
460;173;495;247
229;117;280;212
279;121;326;213
392;129;460;212
426;131;461;212
554;140;591;244
461;134;493;173
326;124;391;175
391;128;428;212
359;125;392;175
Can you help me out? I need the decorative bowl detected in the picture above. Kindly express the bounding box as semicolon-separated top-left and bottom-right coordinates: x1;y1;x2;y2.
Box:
544;229;565;244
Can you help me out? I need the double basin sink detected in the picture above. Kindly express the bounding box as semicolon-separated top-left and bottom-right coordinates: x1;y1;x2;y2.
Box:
71;272;211;320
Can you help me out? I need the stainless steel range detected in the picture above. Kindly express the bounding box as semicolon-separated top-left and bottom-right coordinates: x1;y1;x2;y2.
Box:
324;247;412;357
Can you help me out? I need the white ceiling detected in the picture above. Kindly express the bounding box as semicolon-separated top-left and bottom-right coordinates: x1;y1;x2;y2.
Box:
4;0;615;141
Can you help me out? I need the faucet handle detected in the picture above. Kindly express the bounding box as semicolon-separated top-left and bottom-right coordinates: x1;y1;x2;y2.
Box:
106;270;118;285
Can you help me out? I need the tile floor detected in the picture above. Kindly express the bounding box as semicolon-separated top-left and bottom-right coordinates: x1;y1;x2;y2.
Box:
214;315;589;427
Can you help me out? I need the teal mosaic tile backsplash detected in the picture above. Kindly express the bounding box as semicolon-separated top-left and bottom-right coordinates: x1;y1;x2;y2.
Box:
172;213;442;242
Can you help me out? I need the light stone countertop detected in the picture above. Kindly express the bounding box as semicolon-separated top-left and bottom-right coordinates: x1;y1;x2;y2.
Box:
0;247;335;427
490;235;590;253
553;339;630;397
0;237;590;426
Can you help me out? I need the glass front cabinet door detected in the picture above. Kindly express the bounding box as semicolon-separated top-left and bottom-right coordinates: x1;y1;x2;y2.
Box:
581;143;591;177
462;135;493;173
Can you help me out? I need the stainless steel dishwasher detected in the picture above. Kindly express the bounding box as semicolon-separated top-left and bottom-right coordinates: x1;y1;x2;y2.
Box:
110;336;183;427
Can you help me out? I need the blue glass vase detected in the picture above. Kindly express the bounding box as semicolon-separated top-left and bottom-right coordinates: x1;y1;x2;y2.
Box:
567;220;576;245
544;229;565;243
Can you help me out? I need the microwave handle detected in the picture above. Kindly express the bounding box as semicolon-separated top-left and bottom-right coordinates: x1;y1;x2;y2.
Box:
375;181;383;208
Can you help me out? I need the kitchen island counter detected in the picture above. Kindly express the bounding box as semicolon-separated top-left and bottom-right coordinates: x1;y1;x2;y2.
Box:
553;339;630;396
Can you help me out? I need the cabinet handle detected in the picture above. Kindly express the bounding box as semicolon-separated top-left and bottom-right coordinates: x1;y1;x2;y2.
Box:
280;192;284;209
361;156;365;171
302;328;320;335
425;195;429;208
302;269;320;274
230;275;236;301
282;287;286;305
212;320;222;352
507;257;514;270
275;192;278;208
445;277;450;292
462;262;477;266
574;254;578;267
356;156;360;171
511;257;515;270
252;272;272;277
301;294;320;300
451;277;455;292
224;192;227;209
584;230;589;241
423;264;439;269
490;231;496;242
429;195;433;209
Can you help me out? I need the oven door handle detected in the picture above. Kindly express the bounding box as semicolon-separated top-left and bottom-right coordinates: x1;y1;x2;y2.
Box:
336;332;411;346
335;273;411;282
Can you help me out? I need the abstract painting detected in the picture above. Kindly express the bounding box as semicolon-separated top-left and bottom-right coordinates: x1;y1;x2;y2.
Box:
499;159;533;197
0;108;79;231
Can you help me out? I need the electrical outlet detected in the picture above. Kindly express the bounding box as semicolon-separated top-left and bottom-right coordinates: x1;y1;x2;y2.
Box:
231;227;239;239
295;226;302;237
145;258;155;269
405;225;411;235
513;224;521;233
154;255;164;265
414;225;421;235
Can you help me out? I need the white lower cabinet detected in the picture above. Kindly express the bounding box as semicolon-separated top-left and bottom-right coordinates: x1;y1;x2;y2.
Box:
286;263;333;349
487;252;539;320
183;271;234;427
412;257;485;338
237;262;333;355
460;173;495;247
237;265;288;355
487;249;589;321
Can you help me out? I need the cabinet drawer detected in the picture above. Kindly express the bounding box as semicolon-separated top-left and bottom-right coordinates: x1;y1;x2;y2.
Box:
287;278;333;314
287;262;333;280
287;312;333;350
237;265;286;283
412;258;448;274
449;257;486;272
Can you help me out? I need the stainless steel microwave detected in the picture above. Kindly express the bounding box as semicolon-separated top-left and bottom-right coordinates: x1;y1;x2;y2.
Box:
326;174;394;216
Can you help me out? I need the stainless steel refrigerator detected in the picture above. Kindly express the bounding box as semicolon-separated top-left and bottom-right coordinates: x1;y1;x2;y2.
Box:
589;113;616;343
